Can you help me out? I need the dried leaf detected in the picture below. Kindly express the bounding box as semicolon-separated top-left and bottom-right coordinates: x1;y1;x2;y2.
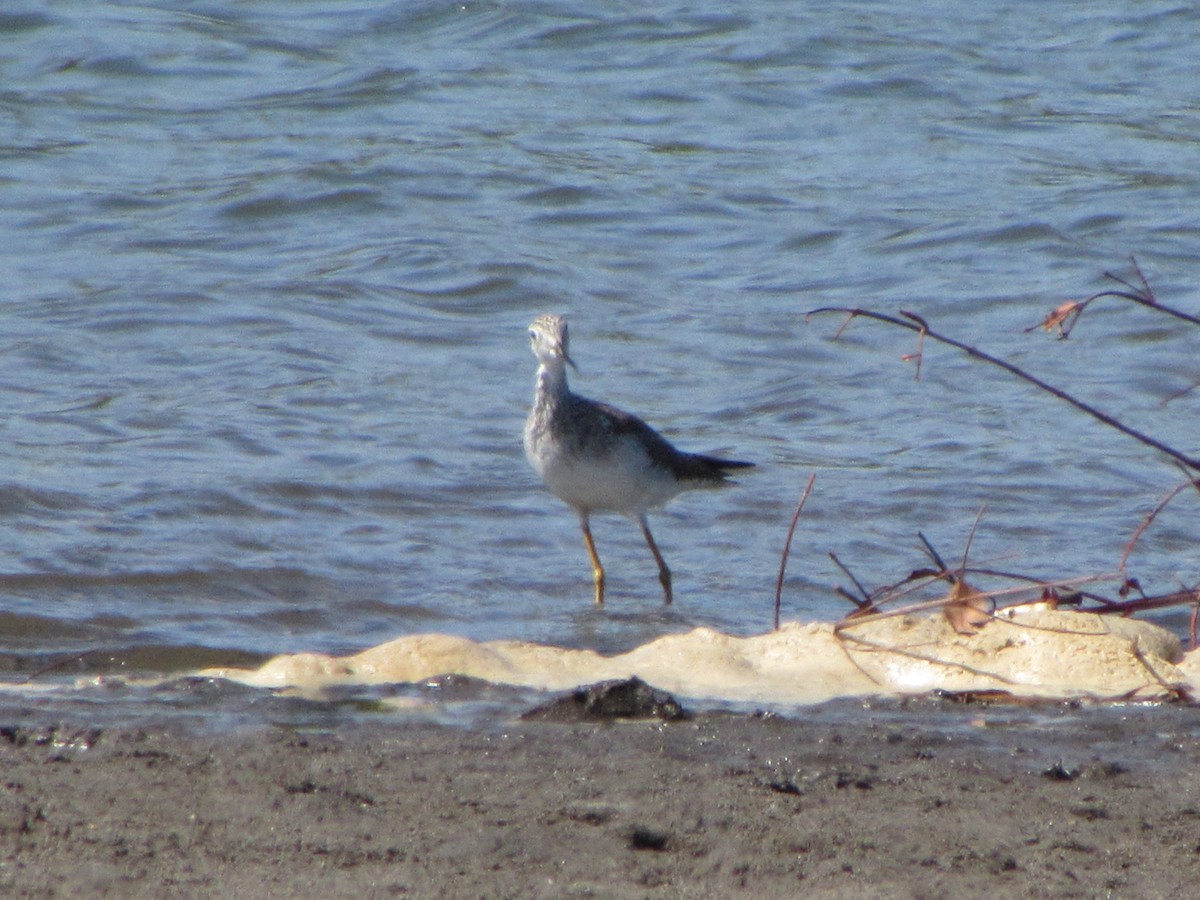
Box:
944;579;993;635
1041;301;1082;334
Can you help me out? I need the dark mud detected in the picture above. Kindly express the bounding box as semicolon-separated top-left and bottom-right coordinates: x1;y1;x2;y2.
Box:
2;698;1199;897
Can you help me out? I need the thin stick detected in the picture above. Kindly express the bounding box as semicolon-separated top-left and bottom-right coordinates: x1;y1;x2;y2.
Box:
828;552;873;609
842;567;948;619
917;533;949;575
1127;636;1189;700
1025;257;1200;338
774;473;816;630
835;631;1021;685
1159;376;1200;408
807;306;1200;473
900;325;925;378
835;586;870;608
1074;586;1199;617
832;633;884;686
835;593;978;632
835;569;1123;632
960;505;986;572
1099;256;1200;327
20;651;96;684
1119;475;1200;573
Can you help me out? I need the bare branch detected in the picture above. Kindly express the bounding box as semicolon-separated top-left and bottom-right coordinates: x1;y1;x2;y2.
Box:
917;533;949;575
1127;635;1191;701
835;585;869;608
807;305;1200;473
1119;473;1200;574
960;505;987;572
828;552;874;609
1026;257;1200;338
773;473;816;631
835;630;1021;685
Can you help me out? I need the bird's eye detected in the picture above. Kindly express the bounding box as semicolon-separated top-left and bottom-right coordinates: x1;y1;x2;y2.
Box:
529;329;537;339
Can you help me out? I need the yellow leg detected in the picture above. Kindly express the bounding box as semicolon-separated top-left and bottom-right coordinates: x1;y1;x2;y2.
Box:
639;515;673;605
580;515;605;605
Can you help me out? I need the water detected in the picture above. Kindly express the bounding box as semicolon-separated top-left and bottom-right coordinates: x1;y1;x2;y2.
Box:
2;1;1199;719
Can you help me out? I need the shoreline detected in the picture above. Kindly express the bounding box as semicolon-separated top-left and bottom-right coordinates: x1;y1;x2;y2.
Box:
2;701;1198;897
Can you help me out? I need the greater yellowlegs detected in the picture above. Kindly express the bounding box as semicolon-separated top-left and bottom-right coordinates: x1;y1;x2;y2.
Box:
523;313;753;605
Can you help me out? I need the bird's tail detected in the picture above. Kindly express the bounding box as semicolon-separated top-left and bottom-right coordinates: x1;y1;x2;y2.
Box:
681;454;755;484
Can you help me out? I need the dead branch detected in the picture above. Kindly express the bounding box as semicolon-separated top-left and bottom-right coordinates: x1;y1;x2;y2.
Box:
806;305;1200;474
809;264;1198;645
1119;473;1200;574
974;571;1199;621
835;547;1200;635
828;552;873;609
1026;257;1200;339
1127;635;1192;701
20;651;97;684
901;324;925;378
835;630;1021;685
773;473;816;630
959;506;986;571
1083;585;1200;618
917;532;949;575
835;590;983;632
1159;376;1200;407
840;565;947;620
831;631;885;686
834;585;870;608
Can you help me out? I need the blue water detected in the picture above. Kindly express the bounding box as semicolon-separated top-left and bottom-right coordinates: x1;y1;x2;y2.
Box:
2;1;1198;711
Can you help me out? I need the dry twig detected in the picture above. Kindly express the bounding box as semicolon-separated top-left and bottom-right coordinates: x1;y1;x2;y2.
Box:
808;261;1199;649
773;473;816;630
1119;473;1200;574
1026;257;1200;339
806;306;1200;474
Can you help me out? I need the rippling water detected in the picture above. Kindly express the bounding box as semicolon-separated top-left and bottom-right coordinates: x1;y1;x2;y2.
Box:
3;2;1199;716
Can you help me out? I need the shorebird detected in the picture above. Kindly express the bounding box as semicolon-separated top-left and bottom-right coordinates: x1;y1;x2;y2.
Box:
523;313;753;605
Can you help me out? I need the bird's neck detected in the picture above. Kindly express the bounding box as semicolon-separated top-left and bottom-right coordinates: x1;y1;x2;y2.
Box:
534;360;570;405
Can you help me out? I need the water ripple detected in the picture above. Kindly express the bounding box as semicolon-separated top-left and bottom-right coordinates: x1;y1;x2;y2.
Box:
2;0;1199;714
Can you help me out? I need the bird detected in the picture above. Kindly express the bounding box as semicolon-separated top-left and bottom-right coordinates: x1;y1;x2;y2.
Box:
523;313;753;605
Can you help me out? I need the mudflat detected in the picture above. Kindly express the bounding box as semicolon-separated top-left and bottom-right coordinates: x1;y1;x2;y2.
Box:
2;701;1198;898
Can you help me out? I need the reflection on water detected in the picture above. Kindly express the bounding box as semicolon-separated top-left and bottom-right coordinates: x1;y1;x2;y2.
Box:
2;1;1199;722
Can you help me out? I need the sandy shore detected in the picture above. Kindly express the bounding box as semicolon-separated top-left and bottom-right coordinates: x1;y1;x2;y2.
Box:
2;693;1199;898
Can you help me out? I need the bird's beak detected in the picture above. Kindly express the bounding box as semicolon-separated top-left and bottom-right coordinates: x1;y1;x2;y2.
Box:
561;346;579;371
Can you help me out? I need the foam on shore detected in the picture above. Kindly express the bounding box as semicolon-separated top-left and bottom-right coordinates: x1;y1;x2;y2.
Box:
199;607;1198;706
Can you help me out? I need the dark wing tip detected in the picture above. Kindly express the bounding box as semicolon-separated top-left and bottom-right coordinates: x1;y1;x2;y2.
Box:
716;459;755;470
698;455;754;472
681;453;755;482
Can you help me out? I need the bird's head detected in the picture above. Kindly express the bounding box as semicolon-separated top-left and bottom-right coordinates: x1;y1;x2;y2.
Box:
528;313;578;371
